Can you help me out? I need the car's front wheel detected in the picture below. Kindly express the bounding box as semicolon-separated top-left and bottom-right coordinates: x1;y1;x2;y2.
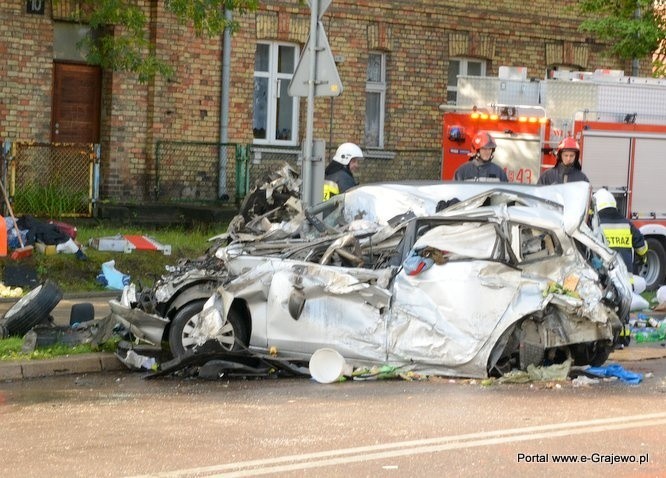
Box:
168;300;249;358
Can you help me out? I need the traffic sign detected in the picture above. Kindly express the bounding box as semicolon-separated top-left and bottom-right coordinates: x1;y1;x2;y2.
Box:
307;0;332;19
288;23;343;97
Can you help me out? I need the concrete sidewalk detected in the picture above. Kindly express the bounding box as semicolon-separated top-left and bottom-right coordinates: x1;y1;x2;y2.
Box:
0;291;129;381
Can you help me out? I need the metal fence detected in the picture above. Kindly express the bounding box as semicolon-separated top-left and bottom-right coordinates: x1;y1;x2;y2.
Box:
246;146;442;189
154;141;245;202
1;141;99;218
155;142;442;203
354;149;442;184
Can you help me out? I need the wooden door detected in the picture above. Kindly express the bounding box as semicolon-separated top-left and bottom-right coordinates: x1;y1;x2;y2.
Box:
51;62;101;143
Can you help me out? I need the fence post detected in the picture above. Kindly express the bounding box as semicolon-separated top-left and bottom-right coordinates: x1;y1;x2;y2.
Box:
154;140;162;200
0;140;9;217
92;144;101;217
235;144;250;203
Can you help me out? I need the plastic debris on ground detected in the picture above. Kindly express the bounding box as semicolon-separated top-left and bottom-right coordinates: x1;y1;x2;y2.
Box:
88;234;171;255
0;282;23;298
96;260;131;290
496;359;572;384
628;314;666;343
571;375;600;387
116;349;158;371
582;363;643;384
351;364;423;381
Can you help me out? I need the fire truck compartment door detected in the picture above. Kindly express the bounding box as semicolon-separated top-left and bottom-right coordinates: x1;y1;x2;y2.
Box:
492;134;541;184
633;138;666;219
580;134;630;191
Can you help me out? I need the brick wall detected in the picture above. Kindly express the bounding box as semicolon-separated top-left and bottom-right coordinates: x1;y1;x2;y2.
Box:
0;2;53;142
0;0;644;200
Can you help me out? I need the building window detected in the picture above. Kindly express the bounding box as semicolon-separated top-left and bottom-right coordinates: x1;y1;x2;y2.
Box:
447;58;487;104
365;52;386;148
253;42;299;145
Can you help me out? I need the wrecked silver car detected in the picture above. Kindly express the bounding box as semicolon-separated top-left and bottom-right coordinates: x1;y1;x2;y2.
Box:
110;176;631;378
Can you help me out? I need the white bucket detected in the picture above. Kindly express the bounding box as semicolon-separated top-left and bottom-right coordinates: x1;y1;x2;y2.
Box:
308;348;352;384
632;275;646;294
657;285;666;305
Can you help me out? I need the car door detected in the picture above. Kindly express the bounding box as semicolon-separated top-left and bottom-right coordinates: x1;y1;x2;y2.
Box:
387;219;524;367
264;263;391;361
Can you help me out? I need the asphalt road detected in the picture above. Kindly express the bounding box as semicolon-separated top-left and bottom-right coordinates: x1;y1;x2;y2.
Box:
1;293;665;476
1;350;665;477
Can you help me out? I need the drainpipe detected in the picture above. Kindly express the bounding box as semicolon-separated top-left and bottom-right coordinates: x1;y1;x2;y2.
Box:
632;6;640;76
218;8;232;200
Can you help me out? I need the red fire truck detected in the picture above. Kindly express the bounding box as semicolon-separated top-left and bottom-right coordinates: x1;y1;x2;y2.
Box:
440;67;666;290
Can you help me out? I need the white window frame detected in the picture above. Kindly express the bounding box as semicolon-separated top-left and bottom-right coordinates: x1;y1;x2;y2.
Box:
253;41;299;146
365;52;386;148
447;58;487;105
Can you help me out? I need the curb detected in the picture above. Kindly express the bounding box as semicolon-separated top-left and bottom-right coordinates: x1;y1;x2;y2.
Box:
0;291;120;304
0;352;126;381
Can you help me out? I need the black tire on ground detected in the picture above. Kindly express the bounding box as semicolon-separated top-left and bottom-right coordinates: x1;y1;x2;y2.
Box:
168;301;249;358
640;238;666;291
0;280;63;337
69;302;95;325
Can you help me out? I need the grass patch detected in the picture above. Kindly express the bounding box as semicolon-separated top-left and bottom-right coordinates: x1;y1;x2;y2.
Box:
0;336;121;361
1;223;226;293
0;222;225;361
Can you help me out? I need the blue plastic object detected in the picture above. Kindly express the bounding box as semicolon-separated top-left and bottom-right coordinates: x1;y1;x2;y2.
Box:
584;363;643;384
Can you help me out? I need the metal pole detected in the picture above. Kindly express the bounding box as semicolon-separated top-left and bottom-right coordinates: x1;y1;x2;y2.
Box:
218;8;232;199
302;1;319;208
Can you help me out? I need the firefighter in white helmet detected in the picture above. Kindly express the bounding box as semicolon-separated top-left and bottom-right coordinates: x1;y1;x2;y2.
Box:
538;137;589;185
323;142;363;200
593;188;648;348
593;188;648;275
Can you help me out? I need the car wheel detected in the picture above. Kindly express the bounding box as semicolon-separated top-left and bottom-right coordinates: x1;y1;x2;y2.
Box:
639;238;666;291
168;301;249;358
572;341;612;367
0;280;63;337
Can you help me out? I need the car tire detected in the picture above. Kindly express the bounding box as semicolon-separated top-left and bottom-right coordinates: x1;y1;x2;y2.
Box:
168;301;249;358
0;280;63;337
640;238;666;291
572;341;612;367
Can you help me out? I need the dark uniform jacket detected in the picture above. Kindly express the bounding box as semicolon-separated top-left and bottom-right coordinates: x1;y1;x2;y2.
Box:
537;161;589;185
324;161;357;194
597;207;647;271
454;158;508;182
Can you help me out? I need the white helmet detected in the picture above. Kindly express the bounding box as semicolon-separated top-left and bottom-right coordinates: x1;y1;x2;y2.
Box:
593;188;616;211
332;142;363;166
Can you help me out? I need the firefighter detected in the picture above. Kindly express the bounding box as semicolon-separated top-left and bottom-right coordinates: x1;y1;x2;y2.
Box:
323;142;364;200
537;137;589;185
454;131;508;182
594;188;648;348
593;188;648;275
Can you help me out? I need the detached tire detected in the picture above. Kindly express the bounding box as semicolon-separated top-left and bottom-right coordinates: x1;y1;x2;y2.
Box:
0;280;63;337
168;300;249;358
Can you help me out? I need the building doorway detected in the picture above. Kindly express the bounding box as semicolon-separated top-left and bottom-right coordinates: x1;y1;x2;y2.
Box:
51;62;101;143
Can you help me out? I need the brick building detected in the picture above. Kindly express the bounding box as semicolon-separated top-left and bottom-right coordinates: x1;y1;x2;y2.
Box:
0;0;639;204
